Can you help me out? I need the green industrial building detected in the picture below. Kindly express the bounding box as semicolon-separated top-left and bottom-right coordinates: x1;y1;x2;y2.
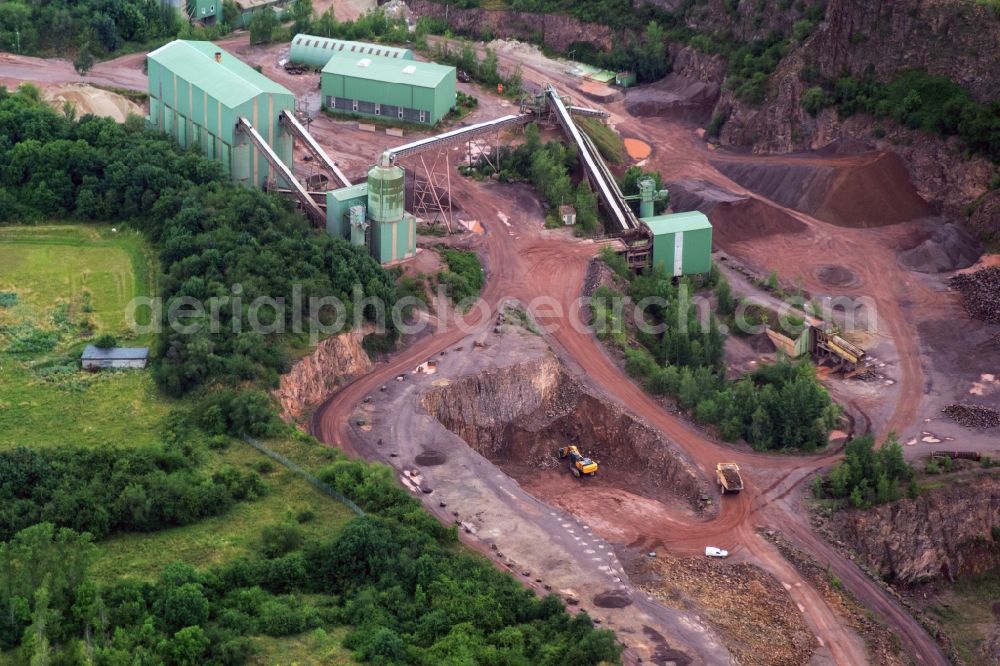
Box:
642;211;713;277
321;54;456;125
185;0;283;26
325;161;416;264
290;34;413;69
147;40;295;189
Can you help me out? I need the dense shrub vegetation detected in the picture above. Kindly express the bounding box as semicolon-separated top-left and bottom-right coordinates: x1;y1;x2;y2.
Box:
461;123;601;234
596;253;839;451
1;453;622;664
0;0;178;58
814;434;915;507
1;84;621;664
438;249;484;304
0;444;265;542
432;40;524;95
0;86;395;398
800;68;1000;164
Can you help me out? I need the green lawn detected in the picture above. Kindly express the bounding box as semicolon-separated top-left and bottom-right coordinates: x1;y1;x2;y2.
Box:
249;627;355;665
0;225;359;659
0;224;168;449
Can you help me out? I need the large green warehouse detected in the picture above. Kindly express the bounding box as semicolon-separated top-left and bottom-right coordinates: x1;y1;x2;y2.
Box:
321;54;456;125
642;211;713;276
147;40;295;189
290;34;413;69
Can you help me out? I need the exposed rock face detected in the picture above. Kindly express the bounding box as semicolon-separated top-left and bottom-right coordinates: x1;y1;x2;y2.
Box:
409;0;614;51
668;44;727;85
829;475;1000;584
811;0;1000;103
275;328;372;420
969;190;1000;242
421;357;712;512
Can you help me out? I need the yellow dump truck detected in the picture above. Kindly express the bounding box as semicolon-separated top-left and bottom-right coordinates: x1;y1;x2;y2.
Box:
559;445;598;478
716;463;743;494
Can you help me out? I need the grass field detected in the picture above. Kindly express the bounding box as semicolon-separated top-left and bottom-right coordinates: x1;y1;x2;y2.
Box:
0;225;169;449
1;225;359;660
249;627;354;665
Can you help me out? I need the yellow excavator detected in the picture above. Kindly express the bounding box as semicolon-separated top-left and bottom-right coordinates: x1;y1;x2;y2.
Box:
558;445;598;478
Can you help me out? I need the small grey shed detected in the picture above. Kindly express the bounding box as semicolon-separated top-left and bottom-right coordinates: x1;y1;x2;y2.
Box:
81;345;149;370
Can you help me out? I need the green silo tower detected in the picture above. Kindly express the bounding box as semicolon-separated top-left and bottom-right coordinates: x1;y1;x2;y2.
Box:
367;159;415;264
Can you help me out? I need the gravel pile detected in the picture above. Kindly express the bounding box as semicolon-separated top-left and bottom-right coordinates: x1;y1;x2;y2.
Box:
942;404;1000;429
950;267;1000;324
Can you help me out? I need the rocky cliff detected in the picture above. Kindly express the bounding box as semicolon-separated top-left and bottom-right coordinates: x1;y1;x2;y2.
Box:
828;473;1000;584
811;0;1000;103
421;357;713;512
275;328;372;420
410;0;998;217
409;0;615;51
709;0;999;216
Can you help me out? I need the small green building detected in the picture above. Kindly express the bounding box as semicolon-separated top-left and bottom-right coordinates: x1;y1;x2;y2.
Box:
186;0;220;23
321;54;456;125
324;163;416;265
326;183;368;238
290;34;413;69
186;0;282;26
642;211;713;276
147;40;295;189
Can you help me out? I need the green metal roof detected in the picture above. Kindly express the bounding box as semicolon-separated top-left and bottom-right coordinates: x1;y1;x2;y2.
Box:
328;183;368;201
642;210;713;235
148;40;292;108
291;34;413;64
321;53;454;89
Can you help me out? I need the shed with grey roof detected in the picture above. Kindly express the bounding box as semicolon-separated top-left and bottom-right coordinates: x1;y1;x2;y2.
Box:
81;346;150;370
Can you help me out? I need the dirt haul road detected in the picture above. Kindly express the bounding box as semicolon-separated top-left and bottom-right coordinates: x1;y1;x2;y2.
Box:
5;34;944;666
312;180;943;664
281;37;946;666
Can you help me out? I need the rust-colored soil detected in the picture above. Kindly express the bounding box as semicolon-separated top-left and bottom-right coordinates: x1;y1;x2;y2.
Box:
708;196;809;244
624;138;651;160
636;551;816;666
714;151;931;228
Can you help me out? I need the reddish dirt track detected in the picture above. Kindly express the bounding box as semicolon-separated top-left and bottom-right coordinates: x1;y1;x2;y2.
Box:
305;63;946;664
0;37;946;665
310;179;944;664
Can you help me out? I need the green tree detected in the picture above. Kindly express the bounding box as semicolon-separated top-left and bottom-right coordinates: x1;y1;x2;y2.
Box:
313;8;337;36
714;276;734;315
260;523;304;558
93;333;117;348
73;44;94;76
222;0;240;27
290;0;313;33
157;584;209;633
161;626;209;666
802;86;827;116
248;9;278;44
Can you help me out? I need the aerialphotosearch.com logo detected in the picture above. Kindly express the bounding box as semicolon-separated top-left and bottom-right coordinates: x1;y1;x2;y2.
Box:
125;282;878;342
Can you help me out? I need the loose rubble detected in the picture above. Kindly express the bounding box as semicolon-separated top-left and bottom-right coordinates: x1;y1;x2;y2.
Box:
950;267;1000;324
942;404;1000;428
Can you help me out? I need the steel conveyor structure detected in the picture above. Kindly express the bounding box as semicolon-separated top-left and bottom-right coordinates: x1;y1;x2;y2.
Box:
567;105;609;119
279;110;352;188
383;113;532;163
545;86;638;232
236;117;326;226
